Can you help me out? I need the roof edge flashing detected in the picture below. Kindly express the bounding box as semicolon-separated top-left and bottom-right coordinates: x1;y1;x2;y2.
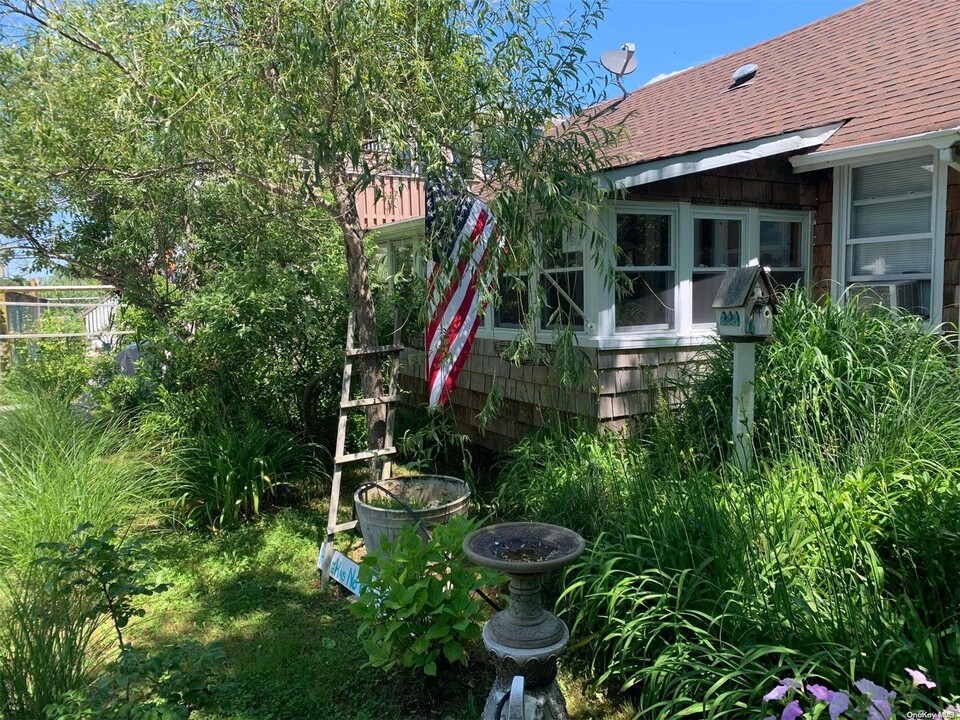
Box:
600;122;844;191
790;127;960;172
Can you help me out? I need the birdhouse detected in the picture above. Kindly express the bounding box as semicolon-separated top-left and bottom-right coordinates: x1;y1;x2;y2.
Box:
712;266;777;342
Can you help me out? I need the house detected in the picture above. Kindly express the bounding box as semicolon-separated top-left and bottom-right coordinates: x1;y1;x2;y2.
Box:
368;0;960;449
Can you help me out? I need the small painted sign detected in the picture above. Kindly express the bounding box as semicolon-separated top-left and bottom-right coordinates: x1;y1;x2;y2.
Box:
318;543;365;596
718;310;741;327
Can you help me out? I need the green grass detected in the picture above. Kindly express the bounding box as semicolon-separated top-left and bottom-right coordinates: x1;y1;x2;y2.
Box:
495;292;960;719
0;397;175;570
131;506;633;720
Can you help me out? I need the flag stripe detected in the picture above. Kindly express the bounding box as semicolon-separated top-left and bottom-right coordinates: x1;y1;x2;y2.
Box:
425;175;500;407
426;211;490;374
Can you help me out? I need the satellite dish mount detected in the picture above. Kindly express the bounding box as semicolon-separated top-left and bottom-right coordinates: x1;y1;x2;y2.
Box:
600;43;637;99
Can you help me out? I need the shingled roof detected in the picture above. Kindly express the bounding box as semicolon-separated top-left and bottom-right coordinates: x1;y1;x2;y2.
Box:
591;0;960;170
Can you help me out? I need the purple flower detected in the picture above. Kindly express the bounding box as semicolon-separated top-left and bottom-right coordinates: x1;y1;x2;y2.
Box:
905;668;936;689
764;683;789;702
828;691;850;720
764;677;804;702
855;679;896;720
808;684;834;703
781;700;803;720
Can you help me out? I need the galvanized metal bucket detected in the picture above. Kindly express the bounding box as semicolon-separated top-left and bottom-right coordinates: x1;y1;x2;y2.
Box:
353;475;470;553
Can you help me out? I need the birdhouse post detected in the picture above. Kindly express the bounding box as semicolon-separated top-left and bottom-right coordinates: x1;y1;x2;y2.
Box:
712;267;778;470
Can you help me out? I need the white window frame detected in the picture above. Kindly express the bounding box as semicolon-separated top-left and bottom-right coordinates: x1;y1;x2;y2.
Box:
831;148;947;326
690;207;749;329
607;204;679;336
758;209;812;290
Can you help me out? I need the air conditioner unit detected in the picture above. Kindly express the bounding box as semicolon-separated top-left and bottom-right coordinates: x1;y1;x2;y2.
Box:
849;281;928;318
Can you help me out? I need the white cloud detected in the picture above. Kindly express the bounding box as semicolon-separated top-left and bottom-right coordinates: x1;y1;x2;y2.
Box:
645;66;694;85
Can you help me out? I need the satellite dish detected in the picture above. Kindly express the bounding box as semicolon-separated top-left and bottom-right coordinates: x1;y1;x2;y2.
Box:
600;43;637;99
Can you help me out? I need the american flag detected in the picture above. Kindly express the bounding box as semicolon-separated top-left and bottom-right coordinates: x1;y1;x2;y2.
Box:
424;173;500;407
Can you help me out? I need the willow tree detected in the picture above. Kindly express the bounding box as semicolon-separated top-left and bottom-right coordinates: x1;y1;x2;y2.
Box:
0;0;620;443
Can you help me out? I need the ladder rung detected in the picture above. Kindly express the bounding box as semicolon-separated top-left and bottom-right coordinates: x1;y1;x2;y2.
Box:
332;520;358;533
334;447;397;464
340;394;401;409
345;344;404;357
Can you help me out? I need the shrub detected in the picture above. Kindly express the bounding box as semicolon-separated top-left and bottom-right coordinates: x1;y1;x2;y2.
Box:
351;516;502;678
496;293;960;718
0;525;224;720
0;397;175;570
175;420;316;529
494;423;642;541
2;313;95;401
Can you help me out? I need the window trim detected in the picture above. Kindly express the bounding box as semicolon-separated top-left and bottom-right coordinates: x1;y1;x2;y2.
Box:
611;204;679;335
831;148;946;326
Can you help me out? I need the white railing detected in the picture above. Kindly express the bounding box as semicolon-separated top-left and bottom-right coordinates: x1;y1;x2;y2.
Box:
0;286;133;361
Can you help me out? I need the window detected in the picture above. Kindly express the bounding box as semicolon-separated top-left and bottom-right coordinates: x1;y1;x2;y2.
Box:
540;249;584;331
843;155;934;319
692;216;742;324
494;271;528;329
760;218;805;289
615;212;674;330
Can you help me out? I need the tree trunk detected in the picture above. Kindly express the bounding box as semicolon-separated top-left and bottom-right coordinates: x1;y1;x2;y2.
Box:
328;184;387;454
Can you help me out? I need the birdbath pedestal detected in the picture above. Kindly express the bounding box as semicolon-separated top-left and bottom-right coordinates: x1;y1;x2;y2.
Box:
463;522;585;720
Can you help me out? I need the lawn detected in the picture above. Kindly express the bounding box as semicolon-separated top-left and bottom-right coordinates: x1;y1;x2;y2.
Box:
133;505;633;720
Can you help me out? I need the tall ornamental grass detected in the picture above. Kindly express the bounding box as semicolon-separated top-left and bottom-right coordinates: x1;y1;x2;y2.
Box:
0;398;175;569
0;398;175;718
497;292;960;718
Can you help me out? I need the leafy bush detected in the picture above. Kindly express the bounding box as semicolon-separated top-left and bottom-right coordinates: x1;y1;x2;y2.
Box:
0;525;224;720
351;516;502;678
2;313;95;401
496;292;960;718
494;423;643;540
175;420;317;529
0;398;175;570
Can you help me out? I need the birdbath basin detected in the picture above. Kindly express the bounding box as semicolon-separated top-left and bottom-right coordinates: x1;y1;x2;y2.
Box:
464;522;586;720
463;522;585;575
463;522;584;650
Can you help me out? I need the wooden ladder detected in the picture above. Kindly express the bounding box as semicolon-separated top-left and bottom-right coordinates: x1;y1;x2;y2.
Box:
320;311;403;588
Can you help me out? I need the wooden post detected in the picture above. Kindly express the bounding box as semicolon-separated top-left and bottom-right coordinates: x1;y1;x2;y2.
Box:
732;342;756;471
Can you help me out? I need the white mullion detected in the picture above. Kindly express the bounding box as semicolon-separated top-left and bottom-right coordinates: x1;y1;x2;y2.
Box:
746;207;760;267
932;152;948;327
832;164;850;302
677;202;693;336
847;232;933;246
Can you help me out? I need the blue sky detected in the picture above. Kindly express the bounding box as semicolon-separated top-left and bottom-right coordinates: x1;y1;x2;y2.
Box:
566;0;861;93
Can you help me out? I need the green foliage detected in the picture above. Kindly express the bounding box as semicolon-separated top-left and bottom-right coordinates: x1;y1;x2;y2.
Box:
0;0;618;448
352;516;502;678
175;420;317;530
0;397;175;570
3;313;95;401
0;525;224;720
496;293;960;718
495;423;641;541
0;564;98;719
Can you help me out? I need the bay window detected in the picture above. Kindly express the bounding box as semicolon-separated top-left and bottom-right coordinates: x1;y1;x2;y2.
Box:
760;217;806;289
540;249;585;331
607;204;810;342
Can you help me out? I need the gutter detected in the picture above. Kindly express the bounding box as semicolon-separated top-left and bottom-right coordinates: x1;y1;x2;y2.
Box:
790;127;960;172
600;122;845;191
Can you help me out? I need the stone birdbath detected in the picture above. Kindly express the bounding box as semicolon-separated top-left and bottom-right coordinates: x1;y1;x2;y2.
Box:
463;522;585;720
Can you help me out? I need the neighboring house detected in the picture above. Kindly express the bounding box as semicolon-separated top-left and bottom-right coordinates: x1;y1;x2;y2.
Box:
367;0;960;448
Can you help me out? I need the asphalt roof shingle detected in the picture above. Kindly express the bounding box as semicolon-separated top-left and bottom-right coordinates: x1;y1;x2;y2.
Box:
589;0;960;170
